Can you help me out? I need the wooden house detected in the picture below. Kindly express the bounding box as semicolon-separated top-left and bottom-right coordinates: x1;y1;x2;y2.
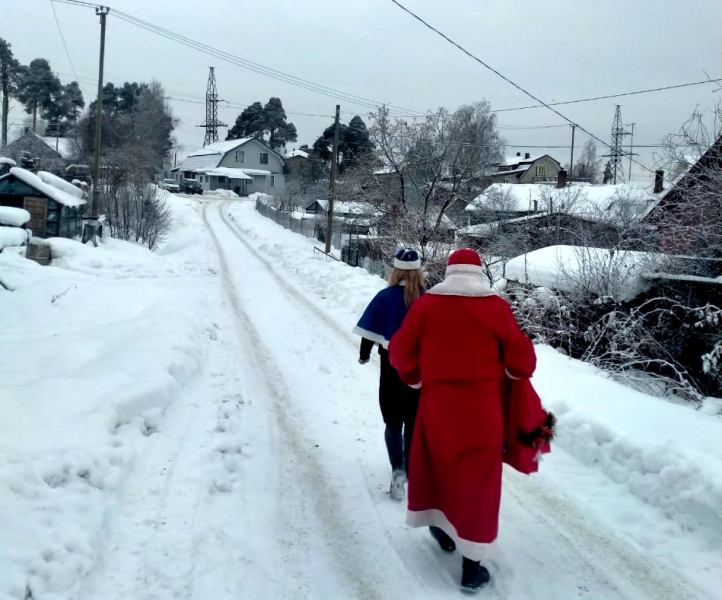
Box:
0;168;86;239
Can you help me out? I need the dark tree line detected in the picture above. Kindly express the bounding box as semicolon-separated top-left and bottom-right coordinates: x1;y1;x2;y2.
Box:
0;39;85;146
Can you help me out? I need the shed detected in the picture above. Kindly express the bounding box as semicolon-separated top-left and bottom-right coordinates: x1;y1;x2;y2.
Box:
0;167;86;239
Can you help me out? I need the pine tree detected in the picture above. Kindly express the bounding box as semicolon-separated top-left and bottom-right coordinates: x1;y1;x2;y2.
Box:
263;97;297;150
227;101;265;141
226;98;297;150
0;38;23;149
17;58;61;132
64;82;85;123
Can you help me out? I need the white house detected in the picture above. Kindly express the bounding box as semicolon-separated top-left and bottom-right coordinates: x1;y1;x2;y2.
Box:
175;137;286;196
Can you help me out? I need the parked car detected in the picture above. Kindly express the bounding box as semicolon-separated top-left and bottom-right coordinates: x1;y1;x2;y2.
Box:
180;178;203;195
160;178;180;193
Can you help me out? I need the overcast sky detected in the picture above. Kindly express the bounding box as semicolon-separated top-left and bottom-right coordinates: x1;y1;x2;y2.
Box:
3;0;721;181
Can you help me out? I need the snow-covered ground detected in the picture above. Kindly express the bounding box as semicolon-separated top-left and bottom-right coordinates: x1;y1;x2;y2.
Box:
0;195;720;600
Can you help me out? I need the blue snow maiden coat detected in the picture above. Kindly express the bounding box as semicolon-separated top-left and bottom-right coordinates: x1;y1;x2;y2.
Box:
353;285;411;348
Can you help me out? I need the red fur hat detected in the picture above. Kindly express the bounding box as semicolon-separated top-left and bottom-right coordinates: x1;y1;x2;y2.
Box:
447;249;483;275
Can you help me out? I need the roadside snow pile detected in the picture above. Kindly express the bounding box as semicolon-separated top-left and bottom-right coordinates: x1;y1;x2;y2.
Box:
533;345;721;541
225;201;385;320
204;189;239;199
0;200;215;600
0;207;30;227
248;192;273;205
0;226;30;250
505;245;655;301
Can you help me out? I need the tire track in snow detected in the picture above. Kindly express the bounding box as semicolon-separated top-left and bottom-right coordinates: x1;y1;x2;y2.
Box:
203;201;383;600
215;199;711;600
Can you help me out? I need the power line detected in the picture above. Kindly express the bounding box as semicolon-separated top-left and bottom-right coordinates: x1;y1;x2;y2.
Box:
387;0;712;175
49;0;80;81
387;79;722;118
54;0;424;117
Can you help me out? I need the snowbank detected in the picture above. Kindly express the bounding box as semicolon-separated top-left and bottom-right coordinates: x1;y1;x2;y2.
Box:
0;226;29;249
204;188;240;199
505;245;654;301
0;199;215;599
533;345;721;541
0;207;31;227
248;192;273;205
0;157;17;166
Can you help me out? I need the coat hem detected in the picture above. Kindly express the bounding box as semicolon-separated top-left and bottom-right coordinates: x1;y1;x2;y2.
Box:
352;326;389;348
407;508;496;561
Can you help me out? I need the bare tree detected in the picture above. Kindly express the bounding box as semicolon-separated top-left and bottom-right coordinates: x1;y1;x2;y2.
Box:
353;102;502;282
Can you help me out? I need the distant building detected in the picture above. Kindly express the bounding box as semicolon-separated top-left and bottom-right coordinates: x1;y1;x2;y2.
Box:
175;137;285;196
284;148;309;179
489;152;563;185
4;129;79;172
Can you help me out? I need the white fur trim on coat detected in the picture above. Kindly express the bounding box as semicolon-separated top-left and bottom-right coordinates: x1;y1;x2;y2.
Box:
407;508;496;561
352;325;389;348
428;271;497;298
394;257;421;270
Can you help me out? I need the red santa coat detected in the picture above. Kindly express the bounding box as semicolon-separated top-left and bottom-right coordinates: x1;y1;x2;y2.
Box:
388;267;536;560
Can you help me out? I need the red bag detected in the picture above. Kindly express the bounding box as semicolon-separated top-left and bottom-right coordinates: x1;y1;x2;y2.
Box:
502;377;555;475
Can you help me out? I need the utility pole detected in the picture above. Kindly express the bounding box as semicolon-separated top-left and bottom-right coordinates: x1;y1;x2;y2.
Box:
627;122;636;181
568;124;576;185
325;104;341;255
91;6;110;216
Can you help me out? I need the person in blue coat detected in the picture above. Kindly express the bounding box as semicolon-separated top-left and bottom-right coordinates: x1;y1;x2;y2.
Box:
354;249;426;500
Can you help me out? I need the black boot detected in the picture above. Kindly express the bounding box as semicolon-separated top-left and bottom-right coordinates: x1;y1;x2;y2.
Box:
460;557;490;593
429;526;456;552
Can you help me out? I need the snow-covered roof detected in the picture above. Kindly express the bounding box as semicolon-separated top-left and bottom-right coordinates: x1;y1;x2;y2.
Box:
37;171;84;199
466;182;659;221
466;183;549;212
309;200;377;216
497;154;542;166
285;149;309;159
0;157;17;166
6;167;86;208
198;167;271;179
187;137;253;157
200;167;253;180
0;206;31;227
505;245;656;301
38;136;77;159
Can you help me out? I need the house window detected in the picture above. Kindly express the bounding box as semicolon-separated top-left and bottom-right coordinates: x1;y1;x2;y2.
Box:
236;150;245;163
260;152;269;165
270;175;276;188
535;165;547;177
217;176;226;183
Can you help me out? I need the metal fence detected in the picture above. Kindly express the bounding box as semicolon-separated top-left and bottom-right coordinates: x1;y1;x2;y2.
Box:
255;200;318;239
255;199;387;279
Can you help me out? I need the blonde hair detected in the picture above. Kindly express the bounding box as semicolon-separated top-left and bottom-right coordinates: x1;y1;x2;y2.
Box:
389;268;426;307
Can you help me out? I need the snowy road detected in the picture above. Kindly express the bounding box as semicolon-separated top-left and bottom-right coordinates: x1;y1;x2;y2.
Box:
24;197;712;599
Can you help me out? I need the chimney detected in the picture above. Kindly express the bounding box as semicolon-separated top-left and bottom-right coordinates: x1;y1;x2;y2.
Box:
516;152;521;157
525;152;531;160
556;169;568;188
654;170;664;194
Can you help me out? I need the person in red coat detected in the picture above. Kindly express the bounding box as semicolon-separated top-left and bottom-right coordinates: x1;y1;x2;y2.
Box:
388;248;536;593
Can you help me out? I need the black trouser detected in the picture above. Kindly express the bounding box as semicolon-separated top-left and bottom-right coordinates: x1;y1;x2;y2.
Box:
378;348;420;473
